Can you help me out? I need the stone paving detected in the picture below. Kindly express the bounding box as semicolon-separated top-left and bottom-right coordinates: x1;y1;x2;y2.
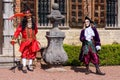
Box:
0;63;120;80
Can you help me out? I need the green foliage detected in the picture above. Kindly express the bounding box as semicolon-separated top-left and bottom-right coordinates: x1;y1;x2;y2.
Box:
63;44;81;66
99;44;120;66
63;44;120;66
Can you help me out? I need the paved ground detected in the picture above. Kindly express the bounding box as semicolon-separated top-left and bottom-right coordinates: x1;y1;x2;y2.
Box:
0;62;120;80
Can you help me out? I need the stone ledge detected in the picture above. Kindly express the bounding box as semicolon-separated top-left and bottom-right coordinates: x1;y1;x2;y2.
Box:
105;27;120;30
0;57;14;63
0;57;15;68
0;62;14;68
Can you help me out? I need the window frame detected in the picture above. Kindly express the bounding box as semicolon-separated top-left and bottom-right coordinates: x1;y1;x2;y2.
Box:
69;0;84;28
37;0;69;29
105;0;118;29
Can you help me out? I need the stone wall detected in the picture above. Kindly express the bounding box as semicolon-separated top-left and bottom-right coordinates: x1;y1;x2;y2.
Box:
99;29;120;45
37;29;120;47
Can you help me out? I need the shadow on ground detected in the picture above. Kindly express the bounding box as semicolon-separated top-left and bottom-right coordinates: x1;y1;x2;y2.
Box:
70;66;97;75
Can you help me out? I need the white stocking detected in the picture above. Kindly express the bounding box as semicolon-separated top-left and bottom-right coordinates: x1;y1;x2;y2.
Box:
29;59;33;66
22;58;27;67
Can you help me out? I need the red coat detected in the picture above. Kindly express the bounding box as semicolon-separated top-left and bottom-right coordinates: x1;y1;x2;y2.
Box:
13;24;40;59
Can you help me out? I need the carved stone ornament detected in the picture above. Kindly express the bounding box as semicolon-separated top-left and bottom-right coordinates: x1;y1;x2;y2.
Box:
42;3;68;65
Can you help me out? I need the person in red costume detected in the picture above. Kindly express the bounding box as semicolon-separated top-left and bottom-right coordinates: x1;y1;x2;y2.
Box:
10;10;40;73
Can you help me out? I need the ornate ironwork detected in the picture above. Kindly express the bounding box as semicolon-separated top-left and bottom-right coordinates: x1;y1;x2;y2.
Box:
54;0;67;26
107;0;117;26
86;0;89;16
38;0;51;26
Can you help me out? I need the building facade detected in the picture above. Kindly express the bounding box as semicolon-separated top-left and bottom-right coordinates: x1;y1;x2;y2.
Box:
0;0;120;56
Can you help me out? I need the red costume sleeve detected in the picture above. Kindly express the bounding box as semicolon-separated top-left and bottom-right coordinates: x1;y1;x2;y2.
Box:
13;24;22;39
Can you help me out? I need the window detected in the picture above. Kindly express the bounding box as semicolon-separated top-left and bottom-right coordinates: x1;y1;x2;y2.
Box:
91;0;106;28
69;0;83;28
54;0;67;26
69;0;108;28
106;0;118;27
38;0;68;28
38;0;51;27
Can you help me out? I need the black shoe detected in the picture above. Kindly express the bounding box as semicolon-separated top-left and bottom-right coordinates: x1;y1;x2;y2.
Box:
85;69;92;75
27;65;34;71
22;66;27;73
18;64;23;71
96;69;105;75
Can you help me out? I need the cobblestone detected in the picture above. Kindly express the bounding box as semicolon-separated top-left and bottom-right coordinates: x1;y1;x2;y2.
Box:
0;63;120;80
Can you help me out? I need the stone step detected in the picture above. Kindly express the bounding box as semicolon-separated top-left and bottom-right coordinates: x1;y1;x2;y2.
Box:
0;62;14;68
0;57;15;68
0;57;14;63
0;56;46;68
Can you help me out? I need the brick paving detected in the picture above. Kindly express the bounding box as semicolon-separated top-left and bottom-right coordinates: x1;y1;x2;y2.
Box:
0;63;120;80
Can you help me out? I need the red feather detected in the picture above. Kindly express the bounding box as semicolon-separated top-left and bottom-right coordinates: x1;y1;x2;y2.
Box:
8;13;25;20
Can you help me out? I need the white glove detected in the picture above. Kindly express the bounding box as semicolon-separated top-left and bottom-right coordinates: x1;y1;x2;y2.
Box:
96;45;101;51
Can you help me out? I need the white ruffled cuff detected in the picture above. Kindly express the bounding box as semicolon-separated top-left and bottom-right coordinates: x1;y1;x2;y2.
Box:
96;45;101;51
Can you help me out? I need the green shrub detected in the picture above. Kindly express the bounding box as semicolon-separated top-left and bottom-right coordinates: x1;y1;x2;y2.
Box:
99;44;120;66
63;44;81;66
63;44;120;66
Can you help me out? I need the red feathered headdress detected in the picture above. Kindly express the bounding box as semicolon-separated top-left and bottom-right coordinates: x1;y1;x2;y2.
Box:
8;10;32;20
24;10;32;16
8;13;25;20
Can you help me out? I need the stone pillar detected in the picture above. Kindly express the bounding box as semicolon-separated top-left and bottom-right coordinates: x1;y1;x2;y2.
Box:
0;0;15;68
0;0;3;54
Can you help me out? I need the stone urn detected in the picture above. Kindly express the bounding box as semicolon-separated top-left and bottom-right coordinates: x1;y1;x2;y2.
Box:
42;3;68;67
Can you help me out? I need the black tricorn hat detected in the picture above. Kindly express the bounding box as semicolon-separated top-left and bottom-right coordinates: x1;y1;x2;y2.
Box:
85;16;94;23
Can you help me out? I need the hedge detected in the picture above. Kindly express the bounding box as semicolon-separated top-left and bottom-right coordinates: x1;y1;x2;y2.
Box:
63;44;120;66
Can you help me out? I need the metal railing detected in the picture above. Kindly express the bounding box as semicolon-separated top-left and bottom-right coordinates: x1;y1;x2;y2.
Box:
106;0;118;28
